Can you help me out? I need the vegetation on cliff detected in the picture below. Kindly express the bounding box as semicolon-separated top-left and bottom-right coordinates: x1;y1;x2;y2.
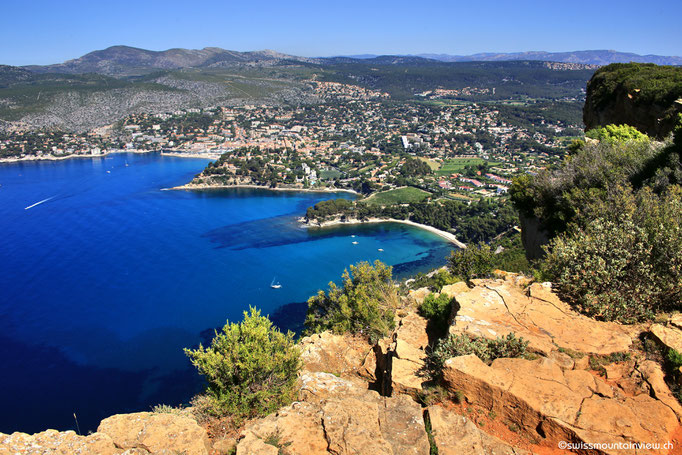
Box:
583;63;682;139
511;120;682;322
304;260;398;343
184;308;300;422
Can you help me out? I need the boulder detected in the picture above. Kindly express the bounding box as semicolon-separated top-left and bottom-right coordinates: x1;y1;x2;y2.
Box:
442;355;678;454
299;331;374;378
427;405;527;455
97;412;211;455
444;279;634;356
391;312;429;396
239;372;430;455
0;430;119;455
650;324;682;353
638;360;682;418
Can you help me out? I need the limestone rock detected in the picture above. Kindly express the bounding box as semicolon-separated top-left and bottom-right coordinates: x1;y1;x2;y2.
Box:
380;394;430;455
440;281;469;297
650;324;682;353
238;402;328;455
299;331;373;378
391;312;429;396
240;373;429;455
0;430;119;455
638;360;682;418
427;405;526;455
447;279;633;356
408;287;431;305
97;412;210;455
442;355;678;454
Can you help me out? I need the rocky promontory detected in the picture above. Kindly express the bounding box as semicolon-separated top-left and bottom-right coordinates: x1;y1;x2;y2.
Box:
2;274;680;454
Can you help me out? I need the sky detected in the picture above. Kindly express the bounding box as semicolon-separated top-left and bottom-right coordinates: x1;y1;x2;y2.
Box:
1;0;681;66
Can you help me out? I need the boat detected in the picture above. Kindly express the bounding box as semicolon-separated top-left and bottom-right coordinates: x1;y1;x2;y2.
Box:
378;248;384;252
351;235;356;238
352;241;358;245
270;277;282;289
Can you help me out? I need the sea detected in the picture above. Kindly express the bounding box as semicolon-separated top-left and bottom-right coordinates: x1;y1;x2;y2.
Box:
0;152;455;434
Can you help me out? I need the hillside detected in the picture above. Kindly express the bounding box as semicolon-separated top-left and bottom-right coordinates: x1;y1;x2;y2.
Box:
583;63;682;138
0;48;596;132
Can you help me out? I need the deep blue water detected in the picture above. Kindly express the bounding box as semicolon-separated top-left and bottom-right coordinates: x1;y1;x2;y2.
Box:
0;152;454;433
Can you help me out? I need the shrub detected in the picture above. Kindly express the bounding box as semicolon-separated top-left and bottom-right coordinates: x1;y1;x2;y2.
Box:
585;124;649;144
184;307;300;421
419;293;455;335
448;242;495;281
427;333;529;375
304;260;398;343
543;184;682;323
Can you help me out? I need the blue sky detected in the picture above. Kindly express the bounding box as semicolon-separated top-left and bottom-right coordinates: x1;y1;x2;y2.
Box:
1;0;680;65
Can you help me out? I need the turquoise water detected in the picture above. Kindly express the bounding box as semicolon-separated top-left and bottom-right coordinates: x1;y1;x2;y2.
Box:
0;152;455;433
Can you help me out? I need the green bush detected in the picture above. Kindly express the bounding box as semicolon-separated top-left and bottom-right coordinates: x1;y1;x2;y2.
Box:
543;185;682;323
419;293;455;335
448;242;495;281
304;260;398;343
184;307;300;421
427;333;529;374
585;124;649;144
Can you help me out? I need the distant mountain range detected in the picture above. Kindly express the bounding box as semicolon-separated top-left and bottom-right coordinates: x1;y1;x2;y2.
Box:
347;50;682;66
21;46;681;77
24;46;320;76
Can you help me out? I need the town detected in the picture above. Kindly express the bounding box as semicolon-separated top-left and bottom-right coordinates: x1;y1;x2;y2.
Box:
0;80;583;201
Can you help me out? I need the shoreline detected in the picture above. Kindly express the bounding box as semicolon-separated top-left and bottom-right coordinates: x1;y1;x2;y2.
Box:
168;182;358;194
303;217;466;248
0;149;220;164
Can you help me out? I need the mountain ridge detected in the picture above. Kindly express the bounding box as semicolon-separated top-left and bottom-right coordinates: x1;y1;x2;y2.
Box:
20;46;681;77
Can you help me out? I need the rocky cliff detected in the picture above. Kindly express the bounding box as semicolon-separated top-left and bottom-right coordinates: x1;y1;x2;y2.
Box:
2;274;680;454
583;63;682;139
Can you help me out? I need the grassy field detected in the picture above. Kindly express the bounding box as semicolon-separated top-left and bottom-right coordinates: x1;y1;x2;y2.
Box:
363;186;431;206
436;158;500;176
319;169;341;179
418;157;440;171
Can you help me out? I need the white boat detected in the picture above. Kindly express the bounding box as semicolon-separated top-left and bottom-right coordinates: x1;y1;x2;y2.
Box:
378;248;384;252
352;241;358;245
270;277;282;289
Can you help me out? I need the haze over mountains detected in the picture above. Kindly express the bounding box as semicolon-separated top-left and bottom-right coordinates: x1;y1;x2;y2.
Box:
22;46;682;77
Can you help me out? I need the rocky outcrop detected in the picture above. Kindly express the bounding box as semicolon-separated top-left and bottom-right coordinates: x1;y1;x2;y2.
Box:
0;412;211;455
6;276;682;455
442;279;635;356
583;63;682;139
0;430;119;455
97;412;211;455
427;405;527;455
237;372;430;455
442;355;679;455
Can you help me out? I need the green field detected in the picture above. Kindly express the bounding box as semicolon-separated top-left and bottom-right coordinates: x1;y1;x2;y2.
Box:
319;169;342;179
436;158;500;176
363;186;431;206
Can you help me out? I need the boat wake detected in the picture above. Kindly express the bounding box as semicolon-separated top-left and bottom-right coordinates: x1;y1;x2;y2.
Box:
24;196;55;210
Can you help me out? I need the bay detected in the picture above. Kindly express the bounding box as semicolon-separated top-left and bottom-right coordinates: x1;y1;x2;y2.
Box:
0;152;455;433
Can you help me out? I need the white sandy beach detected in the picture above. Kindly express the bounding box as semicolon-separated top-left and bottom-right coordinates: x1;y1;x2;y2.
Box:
304;217;466;248
170;182;358;194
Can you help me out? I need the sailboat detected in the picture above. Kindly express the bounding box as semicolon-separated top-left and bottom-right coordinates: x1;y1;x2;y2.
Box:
270;277;282;289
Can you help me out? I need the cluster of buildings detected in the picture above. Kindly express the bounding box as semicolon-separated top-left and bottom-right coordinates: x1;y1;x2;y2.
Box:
1;81;581;201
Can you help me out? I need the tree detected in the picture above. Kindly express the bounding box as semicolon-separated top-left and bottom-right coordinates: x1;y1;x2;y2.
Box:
185;308;300;421
305;261;398;343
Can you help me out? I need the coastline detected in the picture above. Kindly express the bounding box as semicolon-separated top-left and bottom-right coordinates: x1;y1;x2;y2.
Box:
303;217;466;248
0;149;221;164
168;182;359;194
